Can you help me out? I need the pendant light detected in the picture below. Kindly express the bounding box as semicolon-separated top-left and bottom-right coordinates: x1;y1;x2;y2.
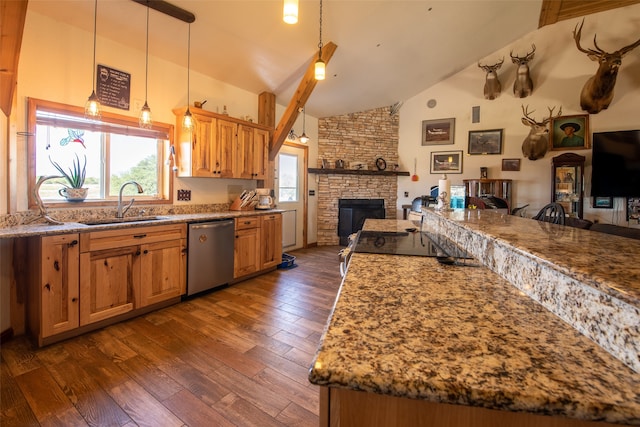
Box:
139;4;153;129
182;23;193;131
314;0;325;80
85;0;101;119
283;0;298;24
299;106;309;143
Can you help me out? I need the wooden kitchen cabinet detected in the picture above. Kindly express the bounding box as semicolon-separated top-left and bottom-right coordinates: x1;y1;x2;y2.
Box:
173;107;271;180
237;125;269;180
234;217;261;278
27;234;80;345
260;213;282;270
79;223;186;326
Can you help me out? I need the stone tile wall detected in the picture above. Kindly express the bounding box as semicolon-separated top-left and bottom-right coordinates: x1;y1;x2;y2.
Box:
316;106;400;245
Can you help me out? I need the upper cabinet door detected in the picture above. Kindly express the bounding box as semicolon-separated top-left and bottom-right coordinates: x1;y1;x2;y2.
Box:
217;119;237;178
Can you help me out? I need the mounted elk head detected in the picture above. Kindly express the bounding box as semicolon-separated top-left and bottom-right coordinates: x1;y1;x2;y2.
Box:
573;19;640;114
478;57;504;100
521;105;562;161
510;44;536;98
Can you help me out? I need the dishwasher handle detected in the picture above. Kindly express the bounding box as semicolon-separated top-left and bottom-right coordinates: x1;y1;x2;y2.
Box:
189;220;234;230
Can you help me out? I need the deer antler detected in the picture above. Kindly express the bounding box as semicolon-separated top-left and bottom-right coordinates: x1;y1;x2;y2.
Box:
521;105;537;124
478;57;504;71
618;35;640;56
510;44;536;61
542;106;563;124
573;19;602;55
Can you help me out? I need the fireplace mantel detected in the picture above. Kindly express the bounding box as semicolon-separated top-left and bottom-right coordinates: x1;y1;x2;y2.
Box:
308;168;410;176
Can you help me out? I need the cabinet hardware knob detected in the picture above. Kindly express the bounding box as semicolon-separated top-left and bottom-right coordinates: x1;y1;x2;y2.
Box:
44;283;50;290
69;240;78;247
71;298;77;302
133;234;147;239
53;260;60;271
143;249;148;254
136;250;141;256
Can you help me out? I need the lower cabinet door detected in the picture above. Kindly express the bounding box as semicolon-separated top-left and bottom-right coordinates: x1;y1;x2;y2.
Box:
79;246;140;326
234;227;260;278
139;239;186;307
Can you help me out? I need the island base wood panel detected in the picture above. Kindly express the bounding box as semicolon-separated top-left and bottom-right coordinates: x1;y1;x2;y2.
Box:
321;387;622;427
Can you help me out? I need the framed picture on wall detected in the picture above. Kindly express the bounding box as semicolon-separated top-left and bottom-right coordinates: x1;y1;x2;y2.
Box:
422;118;455;145
430;150;463;174
550;115;590;151
468;129;502;155
628;198;640;221
593;196;613;209
502;158;521;171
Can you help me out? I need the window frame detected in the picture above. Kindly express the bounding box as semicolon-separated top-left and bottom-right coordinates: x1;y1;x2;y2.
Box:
27;97;174;209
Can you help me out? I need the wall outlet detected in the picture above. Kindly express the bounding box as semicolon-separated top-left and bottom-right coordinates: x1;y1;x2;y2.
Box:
404;191;409;197
177;189;191;201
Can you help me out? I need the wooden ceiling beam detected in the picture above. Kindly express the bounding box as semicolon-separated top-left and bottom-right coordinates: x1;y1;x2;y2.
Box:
270;41;337;160
0;0;29;117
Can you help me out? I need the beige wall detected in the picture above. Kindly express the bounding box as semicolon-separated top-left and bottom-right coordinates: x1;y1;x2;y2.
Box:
396;4;640;226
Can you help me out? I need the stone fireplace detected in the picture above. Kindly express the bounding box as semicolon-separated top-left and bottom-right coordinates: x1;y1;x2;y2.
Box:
316;106;400;245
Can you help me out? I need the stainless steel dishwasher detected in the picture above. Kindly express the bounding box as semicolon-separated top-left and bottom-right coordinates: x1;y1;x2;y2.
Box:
187;219;235;296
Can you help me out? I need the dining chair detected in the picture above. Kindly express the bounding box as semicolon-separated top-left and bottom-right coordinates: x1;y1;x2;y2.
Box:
532;203;566;224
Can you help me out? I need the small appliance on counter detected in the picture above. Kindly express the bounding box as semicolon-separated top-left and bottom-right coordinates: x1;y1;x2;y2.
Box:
255;188;273;210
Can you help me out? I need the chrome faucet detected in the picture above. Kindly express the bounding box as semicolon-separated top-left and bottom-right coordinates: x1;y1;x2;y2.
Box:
34;175;64;225
116;181;144;218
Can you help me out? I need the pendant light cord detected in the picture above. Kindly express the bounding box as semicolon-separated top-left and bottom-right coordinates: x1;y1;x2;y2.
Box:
92;0;97;91
187;23;190;106
318;0;323;55
145;5;149;101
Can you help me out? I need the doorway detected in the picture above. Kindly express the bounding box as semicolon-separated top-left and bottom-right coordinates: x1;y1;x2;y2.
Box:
276;142;307;250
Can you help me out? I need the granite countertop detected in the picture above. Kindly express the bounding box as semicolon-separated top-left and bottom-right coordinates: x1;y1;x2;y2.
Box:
0;209;282;239
309;218;640;425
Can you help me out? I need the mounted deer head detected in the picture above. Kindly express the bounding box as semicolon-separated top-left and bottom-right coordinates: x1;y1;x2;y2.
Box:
478;57;504;100
521;105;562;161
573;19;640;114
510;44;536;98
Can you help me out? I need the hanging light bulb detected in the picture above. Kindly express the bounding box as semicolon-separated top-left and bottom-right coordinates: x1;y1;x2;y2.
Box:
283;0;298;24
314;0;325;80
139;5;153;129
299;106;309;143
182;23;193;131
85;0;102;119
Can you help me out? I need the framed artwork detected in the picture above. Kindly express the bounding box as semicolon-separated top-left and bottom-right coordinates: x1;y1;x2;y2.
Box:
550;115;590;151
593;196;613;209
422;118;455;146
502;158;521;171
430;150;463;174
468;129;502;155
627;198;640;221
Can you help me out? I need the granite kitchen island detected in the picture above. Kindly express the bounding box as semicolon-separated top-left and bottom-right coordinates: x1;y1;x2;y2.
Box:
308;214;640;426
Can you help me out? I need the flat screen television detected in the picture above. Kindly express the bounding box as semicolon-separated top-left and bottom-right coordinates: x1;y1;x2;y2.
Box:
591;130;640;198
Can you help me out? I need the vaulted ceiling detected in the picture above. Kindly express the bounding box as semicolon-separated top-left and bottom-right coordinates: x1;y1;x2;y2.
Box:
2;0;639;118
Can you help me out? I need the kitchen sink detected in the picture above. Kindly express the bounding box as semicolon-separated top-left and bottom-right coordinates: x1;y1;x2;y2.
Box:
80;216;166;226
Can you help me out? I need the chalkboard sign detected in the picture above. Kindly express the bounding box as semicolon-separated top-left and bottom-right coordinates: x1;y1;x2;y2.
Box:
96;64;131;111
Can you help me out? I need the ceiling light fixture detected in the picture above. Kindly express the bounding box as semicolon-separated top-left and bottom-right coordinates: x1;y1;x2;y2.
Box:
314;0;325;80
283;0;298;24
139;4;153;129
299;107;309;143
182;23;193;131
85;0;101;119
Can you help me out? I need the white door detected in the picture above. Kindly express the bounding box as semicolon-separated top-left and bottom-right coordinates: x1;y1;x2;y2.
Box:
276;143;307;250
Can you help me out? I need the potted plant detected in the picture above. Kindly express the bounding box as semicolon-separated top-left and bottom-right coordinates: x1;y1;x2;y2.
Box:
50;153;88;201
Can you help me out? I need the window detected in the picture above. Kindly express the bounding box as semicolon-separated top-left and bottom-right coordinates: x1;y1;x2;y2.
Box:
278;153;298;202
28;98;173;207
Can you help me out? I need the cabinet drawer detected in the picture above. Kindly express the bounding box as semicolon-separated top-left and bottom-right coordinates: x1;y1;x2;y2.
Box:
80;223;187;252
235;216;259;230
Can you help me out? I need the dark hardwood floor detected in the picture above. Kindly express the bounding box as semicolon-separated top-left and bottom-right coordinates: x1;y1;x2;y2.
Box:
1;245;343;427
